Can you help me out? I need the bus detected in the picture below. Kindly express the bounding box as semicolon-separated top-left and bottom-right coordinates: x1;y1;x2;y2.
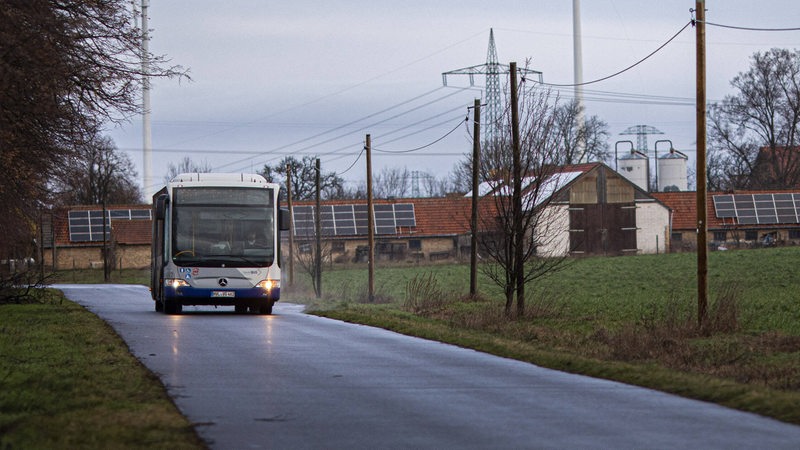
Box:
150;173;289;314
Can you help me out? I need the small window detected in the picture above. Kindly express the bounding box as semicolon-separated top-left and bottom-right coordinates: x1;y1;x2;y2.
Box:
713;231;727;242
671;232;683;242
408;239;421;251
789;229;800;239
331;241;345;253
744;230;758;241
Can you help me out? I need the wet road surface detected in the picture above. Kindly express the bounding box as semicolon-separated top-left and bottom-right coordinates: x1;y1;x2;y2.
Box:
57;284;800;449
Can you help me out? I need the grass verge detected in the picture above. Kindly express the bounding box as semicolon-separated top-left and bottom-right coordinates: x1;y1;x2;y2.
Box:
0;290;205;449
299;247;800;425
315;305;800;425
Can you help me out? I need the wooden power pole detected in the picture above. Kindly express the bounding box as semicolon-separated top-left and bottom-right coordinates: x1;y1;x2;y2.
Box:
510;62;525;315
314;158;322;298
695;0;708;327
366;135;375;302
470;99;481;296
285;164;294;286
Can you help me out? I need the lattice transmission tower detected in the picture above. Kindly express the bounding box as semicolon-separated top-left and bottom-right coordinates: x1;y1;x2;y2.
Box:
442;29;542;144
484;29;502;144
620;125;664;154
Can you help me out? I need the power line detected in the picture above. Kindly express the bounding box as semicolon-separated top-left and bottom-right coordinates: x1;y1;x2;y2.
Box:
703;21;800;32
374;116;467;153
159;30;488;150
535;20;693;88
211;87;448;171
337;146;365;176
214;87;474;172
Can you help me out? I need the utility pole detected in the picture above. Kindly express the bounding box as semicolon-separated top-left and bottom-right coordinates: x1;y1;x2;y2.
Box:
366;135;375;302
314;158;322;298
695;0;708;327
510;62;524;316
285;164;294;286
102;198;109;282
470;99;481;296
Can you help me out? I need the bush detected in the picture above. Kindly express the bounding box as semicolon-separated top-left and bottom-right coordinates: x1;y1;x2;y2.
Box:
404;272;449;315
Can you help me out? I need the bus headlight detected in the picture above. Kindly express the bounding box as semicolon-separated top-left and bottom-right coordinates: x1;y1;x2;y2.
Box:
257;279;279;291
164;278;189;289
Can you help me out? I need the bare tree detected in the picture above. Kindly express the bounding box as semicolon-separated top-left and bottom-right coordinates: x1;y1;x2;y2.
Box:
51;134;142;205
451;98;610;193
291;230;332;298
420;171;456;197
552;99;611;165
373;167;410;198
260;156;346;201
709;48;800;190
0;0;184;267
163;157;213;184
477;76;570;315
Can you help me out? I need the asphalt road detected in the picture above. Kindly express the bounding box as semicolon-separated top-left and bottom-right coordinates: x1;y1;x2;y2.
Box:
57;284;800;449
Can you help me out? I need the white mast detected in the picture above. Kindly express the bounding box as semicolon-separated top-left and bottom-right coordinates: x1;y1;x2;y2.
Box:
573;0;586;163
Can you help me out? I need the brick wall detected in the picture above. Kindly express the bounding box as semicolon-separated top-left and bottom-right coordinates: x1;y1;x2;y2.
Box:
44;244;151;270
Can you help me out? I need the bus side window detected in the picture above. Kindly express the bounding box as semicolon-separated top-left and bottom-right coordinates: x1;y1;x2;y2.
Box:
279;208;290;231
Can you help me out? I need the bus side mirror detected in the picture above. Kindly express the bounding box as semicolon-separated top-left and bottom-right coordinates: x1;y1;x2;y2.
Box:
154;194;169;220
279;208;290;231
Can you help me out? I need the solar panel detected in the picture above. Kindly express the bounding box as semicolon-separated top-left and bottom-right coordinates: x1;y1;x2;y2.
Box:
354;204;369;235
713;193;800;225
67;208;150;242
292;205;316;237
775;193;798;223
291;203;417;236
712;195;736;218
394;203;417;227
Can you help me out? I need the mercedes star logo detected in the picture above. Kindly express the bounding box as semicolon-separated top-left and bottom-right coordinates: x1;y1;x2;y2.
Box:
218;278;228;287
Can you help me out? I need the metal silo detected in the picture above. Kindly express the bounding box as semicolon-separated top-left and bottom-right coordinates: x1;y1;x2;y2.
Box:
657;149;688;192
617;149;649;192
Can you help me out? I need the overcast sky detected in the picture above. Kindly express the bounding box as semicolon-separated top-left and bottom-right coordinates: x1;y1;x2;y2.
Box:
107;1;800;196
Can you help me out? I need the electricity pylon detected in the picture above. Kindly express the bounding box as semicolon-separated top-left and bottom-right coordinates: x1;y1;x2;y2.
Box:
442;29;543;145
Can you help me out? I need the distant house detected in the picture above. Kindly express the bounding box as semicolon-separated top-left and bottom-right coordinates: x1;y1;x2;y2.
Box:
291;162;672;262
41;163;679;271
653;190;800;251
41;204;152;270
750;146;800;189
469;162;671;256
288;196;477;264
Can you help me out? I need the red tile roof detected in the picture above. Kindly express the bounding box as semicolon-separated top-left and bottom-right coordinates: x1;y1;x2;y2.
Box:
112;220;152;245
293;197;486;237
652;190;800;231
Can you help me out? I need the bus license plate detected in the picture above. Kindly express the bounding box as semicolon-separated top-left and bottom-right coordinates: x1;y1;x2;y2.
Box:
211;291;235;298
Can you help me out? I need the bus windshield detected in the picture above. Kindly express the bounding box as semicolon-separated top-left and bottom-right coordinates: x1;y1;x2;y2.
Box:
171;187;275;267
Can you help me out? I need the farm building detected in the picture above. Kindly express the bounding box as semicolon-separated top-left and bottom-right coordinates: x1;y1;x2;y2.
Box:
40;204;152;270
653;190;800;252
290;162;673;261
39;162;679;270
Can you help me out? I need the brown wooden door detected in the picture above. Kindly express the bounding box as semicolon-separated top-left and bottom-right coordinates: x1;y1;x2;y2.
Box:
570;203;637;256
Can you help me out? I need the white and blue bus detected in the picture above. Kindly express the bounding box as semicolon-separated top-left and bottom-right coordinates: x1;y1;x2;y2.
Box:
150;173;289;314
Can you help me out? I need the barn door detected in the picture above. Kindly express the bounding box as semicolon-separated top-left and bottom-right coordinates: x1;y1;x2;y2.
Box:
570;203;636;256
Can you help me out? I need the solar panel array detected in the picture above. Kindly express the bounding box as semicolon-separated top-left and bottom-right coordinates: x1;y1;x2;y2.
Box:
68;209;151;242
713;193;800;225
292;203;416;237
